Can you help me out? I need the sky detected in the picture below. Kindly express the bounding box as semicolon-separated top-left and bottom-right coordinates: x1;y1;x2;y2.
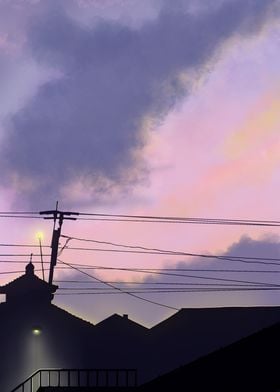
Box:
0;0;280;327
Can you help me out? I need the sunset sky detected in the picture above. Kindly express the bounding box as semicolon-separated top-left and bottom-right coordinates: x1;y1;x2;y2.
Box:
0;0;280;327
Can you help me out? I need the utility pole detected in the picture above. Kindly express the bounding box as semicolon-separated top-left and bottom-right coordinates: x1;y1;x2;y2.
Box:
40;203;79;285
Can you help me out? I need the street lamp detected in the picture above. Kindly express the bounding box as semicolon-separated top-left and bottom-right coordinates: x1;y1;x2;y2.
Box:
36;232;45;281
32;327;42;336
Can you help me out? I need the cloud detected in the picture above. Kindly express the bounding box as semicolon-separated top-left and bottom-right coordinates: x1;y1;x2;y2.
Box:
158;234;280;308
0;0;278;207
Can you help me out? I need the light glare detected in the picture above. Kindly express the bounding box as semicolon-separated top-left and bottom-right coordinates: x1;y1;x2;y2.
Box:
36;231;44;240
32;328;41;336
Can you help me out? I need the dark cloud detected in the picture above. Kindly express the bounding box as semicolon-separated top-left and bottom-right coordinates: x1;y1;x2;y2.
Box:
0;0;278;207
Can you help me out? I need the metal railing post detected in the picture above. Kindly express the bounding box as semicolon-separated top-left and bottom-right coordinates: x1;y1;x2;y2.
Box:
78;369;80;387
96;370;99;387
106;370;109;387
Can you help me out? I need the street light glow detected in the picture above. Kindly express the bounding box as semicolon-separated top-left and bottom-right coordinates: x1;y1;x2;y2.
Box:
36;231;44;240
32;327;42;336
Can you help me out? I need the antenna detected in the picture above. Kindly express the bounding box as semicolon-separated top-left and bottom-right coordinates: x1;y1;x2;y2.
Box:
40;203;79;285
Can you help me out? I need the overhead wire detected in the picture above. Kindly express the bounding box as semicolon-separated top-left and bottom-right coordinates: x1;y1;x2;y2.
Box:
55;287;280;296
0;243;49;248
0;211;39;214
0;215;42;219
57;282;277;289
75;212;280;227
0;211;279;308
74;217;280;226
1;210;280;227
57;258;179;311
56;260;279;288
77;212;280;223
60;235;280;266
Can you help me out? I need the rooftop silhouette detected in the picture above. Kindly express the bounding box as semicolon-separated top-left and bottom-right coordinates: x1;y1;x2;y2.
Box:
0;262;57;305
1;265;280;391
142;321;280;391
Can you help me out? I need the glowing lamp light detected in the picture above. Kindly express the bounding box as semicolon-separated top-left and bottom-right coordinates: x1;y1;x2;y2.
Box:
36;232;44;241
32;327;42;336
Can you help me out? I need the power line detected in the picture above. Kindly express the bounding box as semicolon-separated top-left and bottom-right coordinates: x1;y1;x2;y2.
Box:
56;287;280;292
78;212;280;224
55;286;280;295
0;215;42;219
0;236;276;271
76;212;280;227
0;244;49;248
0;211;39;214
0;270;26;275
0;260;49;264
53;268;280;276
0;253;50;257
57;258;179;311
1;209;280;225
0;257;280;273
60;246;280;267
75;217;280;226
56;261;280;287
54;277;280;284
57;283;279;290
0;266;83;275
0;210;280;228
62;234;280;262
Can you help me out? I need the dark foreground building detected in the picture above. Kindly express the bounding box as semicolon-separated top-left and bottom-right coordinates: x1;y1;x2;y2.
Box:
1;264;280;391
141;321;280;391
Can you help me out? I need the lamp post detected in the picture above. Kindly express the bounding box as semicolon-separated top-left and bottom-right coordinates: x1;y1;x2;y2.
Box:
36;232;45;281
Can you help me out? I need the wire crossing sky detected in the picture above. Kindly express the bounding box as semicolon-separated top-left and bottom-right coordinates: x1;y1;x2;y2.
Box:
0;0;280;326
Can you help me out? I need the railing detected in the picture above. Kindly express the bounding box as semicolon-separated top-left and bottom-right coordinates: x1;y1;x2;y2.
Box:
10;368;138;392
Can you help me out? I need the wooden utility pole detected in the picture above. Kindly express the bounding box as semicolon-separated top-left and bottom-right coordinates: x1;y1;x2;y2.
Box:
40;203;79;285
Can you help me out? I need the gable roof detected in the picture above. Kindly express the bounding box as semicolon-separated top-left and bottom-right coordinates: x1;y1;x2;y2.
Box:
95;313;148;335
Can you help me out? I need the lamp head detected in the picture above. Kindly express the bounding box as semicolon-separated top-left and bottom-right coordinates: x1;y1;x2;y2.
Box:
32;326;42;336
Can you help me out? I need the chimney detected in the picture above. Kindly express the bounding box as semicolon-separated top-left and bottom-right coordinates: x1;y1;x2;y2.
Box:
123;314;128;319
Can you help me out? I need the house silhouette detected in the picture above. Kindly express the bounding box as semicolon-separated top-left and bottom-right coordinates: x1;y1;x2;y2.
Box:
1;264;280;391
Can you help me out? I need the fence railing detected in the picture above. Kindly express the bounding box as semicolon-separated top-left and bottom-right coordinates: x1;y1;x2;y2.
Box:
10;368;138;392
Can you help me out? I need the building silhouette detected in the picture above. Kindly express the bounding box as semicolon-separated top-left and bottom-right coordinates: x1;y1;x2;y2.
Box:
142;321;280;391
1;264;280;391
0;262;57;305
